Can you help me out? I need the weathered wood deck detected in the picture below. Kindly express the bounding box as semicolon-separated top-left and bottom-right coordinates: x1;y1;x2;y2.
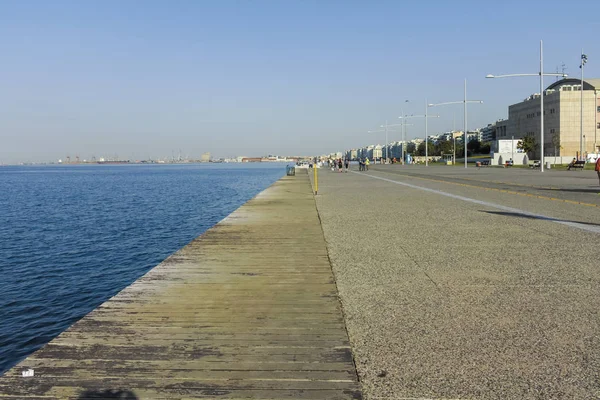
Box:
0;171;362;400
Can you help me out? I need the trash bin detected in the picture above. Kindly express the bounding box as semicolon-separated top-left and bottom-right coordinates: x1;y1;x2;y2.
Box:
286;165;296;176
476;161;481;167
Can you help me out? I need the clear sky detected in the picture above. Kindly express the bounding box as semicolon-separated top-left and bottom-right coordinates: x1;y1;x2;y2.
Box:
1;0;599;163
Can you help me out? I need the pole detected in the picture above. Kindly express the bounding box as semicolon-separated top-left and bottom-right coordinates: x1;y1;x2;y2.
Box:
594;90;598;154
453;136;456;165
385;120;388;164
405;122;409;162
453;114;456;164
425;99;428;166
313;165;318;195
401;109;405;164
402;111;405;164
580;48;584;160
512;135;514;162
540;40;545;172
464;79;468;168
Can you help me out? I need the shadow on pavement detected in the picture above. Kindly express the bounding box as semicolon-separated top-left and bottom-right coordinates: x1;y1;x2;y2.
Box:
77;389;138;399
481;210;600;227
540;187;600;194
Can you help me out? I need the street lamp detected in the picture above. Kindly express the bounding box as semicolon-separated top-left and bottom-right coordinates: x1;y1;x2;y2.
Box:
368;126;398;163
428;79;483;168
486;40;567;171
394;118;415;163
379;121;403;163
580;50;588;160
399;100;410;163
398;114;439;166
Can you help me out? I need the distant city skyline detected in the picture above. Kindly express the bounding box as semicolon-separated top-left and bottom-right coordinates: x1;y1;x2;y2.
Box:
1;1;599;163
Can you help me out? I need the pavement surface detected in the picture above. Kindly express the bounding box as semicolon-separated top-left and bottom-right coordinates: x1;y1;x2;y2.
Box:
311;164;600;400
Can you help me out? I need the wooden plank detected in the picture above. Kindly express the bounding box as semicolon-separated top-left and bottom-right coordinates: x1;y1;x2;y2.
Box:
15;359;357;372
2;368;357;381
1;385;362;400
0;174;362;399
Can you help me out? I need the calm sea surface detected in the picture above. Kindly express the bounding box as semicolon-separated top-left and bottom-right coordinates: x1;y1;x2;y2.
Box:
0;163;284;374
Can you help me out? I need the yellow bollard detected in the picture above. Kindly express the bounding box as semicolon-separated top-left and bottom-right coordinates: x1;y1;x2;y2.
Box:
313;165;318;195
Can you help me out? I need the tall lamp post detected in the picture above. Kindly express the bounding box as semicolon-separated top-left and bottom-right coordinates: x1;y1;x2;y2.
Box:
379;121;404;163
428;79;483;168
399;100;410;163
486;40;567;171
368;126;398;163
381;122;404;163
580;51;588;160
396;117;414;163
398;112;439;166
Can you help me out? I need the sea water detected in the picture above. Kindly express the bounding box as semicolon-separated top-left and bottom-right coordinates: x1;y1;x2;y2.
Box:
0;163;284;374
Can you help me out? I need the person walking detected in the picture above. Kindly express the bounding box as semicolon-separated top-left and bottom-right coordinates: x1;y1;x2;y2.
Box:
337;158;343;172
596;156;600;186
365;158;370;171
344;158;349;172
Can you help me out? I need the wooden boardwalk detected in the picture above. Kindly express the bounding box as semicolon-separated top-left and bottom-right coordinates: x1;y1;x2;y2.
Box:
0;171;362;400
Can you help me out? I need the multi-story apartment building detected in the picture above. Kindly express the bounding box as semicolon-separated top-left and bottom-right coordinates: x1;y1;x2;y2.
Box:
373;145;383;160
480;123;498;143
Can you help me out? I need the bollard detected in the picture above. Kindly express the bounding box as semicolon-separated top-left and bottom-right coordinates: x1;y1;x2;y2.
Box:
314;165;318;195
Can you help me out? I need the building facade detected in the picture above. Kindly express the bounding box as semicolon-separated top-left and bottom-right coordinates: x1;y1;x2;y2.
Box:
497;78;600;159
480;123;498;143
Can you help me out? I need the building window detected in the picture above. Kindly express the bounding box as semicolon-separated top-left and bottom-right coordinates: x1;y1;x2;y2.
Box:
597;106;600;113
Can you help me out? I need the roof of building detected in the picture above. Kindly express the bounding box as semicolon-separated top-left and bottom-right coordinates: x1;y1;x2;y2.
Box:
547;78;600;91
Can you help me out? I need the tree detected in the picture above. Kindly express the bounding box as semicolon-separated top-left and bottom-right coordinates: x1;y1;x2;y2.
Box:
517;135;537;157
417;142;435;157
407;143;416;154
455;143;465;159
467;138;481;153
480;143;491;154
551;133;562;164
435;138;453;156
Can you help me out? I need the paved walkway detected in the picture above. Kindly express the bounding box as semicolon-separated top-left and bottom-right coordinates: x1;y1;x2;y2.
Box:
0;172;362;400
313;165;600;400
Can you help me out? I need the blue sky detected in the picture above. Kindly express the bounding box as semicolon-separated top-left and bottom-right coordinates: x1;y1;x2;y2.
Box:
1;0;599;162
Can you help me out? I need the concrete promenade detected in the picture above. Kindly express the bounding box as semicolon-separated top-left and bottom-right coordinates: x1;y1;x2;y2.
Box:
0;172;362;399
312;164;600;400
